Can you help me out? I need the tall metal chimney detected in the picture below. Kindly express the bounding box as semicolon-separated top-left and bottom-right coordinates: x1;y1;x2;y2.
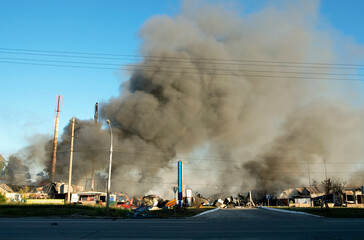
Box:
51;95;62;180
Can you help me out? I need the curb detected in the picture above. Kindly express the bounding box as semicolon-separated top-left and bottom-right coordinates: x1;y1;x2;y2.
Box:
258;206;322;218
191;208;220;218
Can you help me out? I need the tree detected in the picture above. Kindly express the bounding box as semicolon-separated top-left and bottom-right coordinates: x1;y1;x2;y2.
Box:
320;178;347;206
321;178;346;195
0;193;6;203
311;179;318;188
0;154;6;179
0;154;4;168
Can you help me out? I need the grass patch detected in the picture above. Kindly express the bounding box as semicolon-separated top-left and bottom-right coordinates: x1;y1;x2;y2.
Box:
270;207;364;218
149;206;216;218
0;204;131;218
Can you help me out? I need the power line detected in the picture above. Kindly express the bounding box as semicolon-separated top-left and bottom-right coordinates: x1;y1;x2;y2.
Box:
1;49;364;72
50;147;364;167
66;146;364;165
110;162;362;174
101;159;364;174
1;60;362;82
0;60;118;71
0;56;363;78
0;57;364;76
1;47;364;67
71;177;357;189
72;177;264;188
1;54;363;72
1;47;363;82
39;144;364;165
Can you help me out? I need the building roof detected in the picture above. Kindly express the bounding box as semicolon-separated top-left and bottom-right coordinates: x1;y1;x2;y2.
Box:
305;186;322;194
0;184;14;194
278;187;324;199
278;188;297;199
76;191;106;196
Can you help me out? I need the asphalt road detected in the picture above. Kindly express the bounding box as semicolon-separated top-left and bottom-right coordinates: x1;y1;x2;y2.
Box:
1;208;364;239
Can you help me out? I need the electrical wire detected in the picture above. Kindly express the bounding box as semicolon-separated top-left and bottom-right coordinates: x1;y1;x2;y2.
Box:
1;47;364;67
57;146;364;166
1;48;364;78
0;56;363;78
1;59;362;82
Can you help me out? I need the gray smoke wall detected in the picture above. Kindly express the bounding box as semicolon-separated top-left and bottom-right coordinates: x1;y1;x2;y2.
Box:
8;1;364;197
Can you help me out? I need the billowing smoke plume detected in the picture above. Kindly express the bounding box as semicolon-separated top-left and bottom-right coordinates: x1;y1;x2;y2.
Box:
244;101;364;193
54;120;109;181
6;1;364;197
6;155;31;185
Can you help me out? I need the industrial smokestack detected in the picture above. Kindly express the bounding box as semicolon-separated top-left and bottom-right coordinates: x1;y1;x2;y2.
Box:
50;95;62;180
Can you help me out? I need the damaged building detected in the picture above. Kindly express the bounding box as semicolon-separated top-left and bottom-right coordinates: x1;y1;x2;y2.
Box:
342;188;364;207
278;187;324;207
277;186;364;208
0;184;23;202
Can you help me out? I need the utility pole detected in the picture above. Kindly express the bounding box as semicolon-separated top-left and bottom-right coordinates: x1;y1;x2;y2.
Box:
323;157;329;194
67;117;76;204
307;160;312;206
323;158;328;181
306;160;311;187
90;102;98;191
94;102;98;122
51;95;62;181
106;119;113;217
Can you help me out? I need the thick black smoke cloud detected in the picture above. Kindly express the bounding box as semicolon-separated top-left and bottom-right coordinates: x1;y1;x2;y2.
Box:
244;101;364;193
6;155;31;185
6;1;364;197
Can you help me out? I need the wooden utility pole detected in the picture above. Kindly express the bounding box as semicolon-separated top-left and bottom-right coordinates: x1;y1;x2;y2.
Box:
67;117;76;204
323;157;328;181
323;157;329;194
306;160;311;187
51;95;62;181
106;119;113;217
90;103;98;190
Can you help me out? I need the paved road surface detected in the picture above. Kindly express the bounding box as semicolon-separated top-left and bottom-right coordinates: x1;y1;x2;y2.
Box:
1;208;364;239
195;207;314;219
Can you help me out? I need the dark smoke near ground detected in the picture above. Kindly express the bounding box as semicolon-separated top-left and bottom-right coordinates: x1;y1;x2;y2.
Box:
5;1;364;198
244;101;364;193
6;155;31;185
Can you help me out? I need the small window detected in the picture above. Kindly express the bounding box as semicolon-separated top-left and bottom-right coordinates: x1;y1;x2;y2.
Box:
347;195;354;202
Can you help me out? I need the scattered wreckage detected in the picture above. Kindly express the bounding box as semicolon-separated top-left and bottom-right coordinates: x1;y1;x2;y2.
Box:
115;193;133;209
213;192;256;208
2;181;260;210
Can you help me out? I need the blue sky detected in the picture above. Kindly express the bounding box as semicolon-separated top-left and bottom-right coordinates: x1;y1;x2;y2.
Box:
0;0;363;159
